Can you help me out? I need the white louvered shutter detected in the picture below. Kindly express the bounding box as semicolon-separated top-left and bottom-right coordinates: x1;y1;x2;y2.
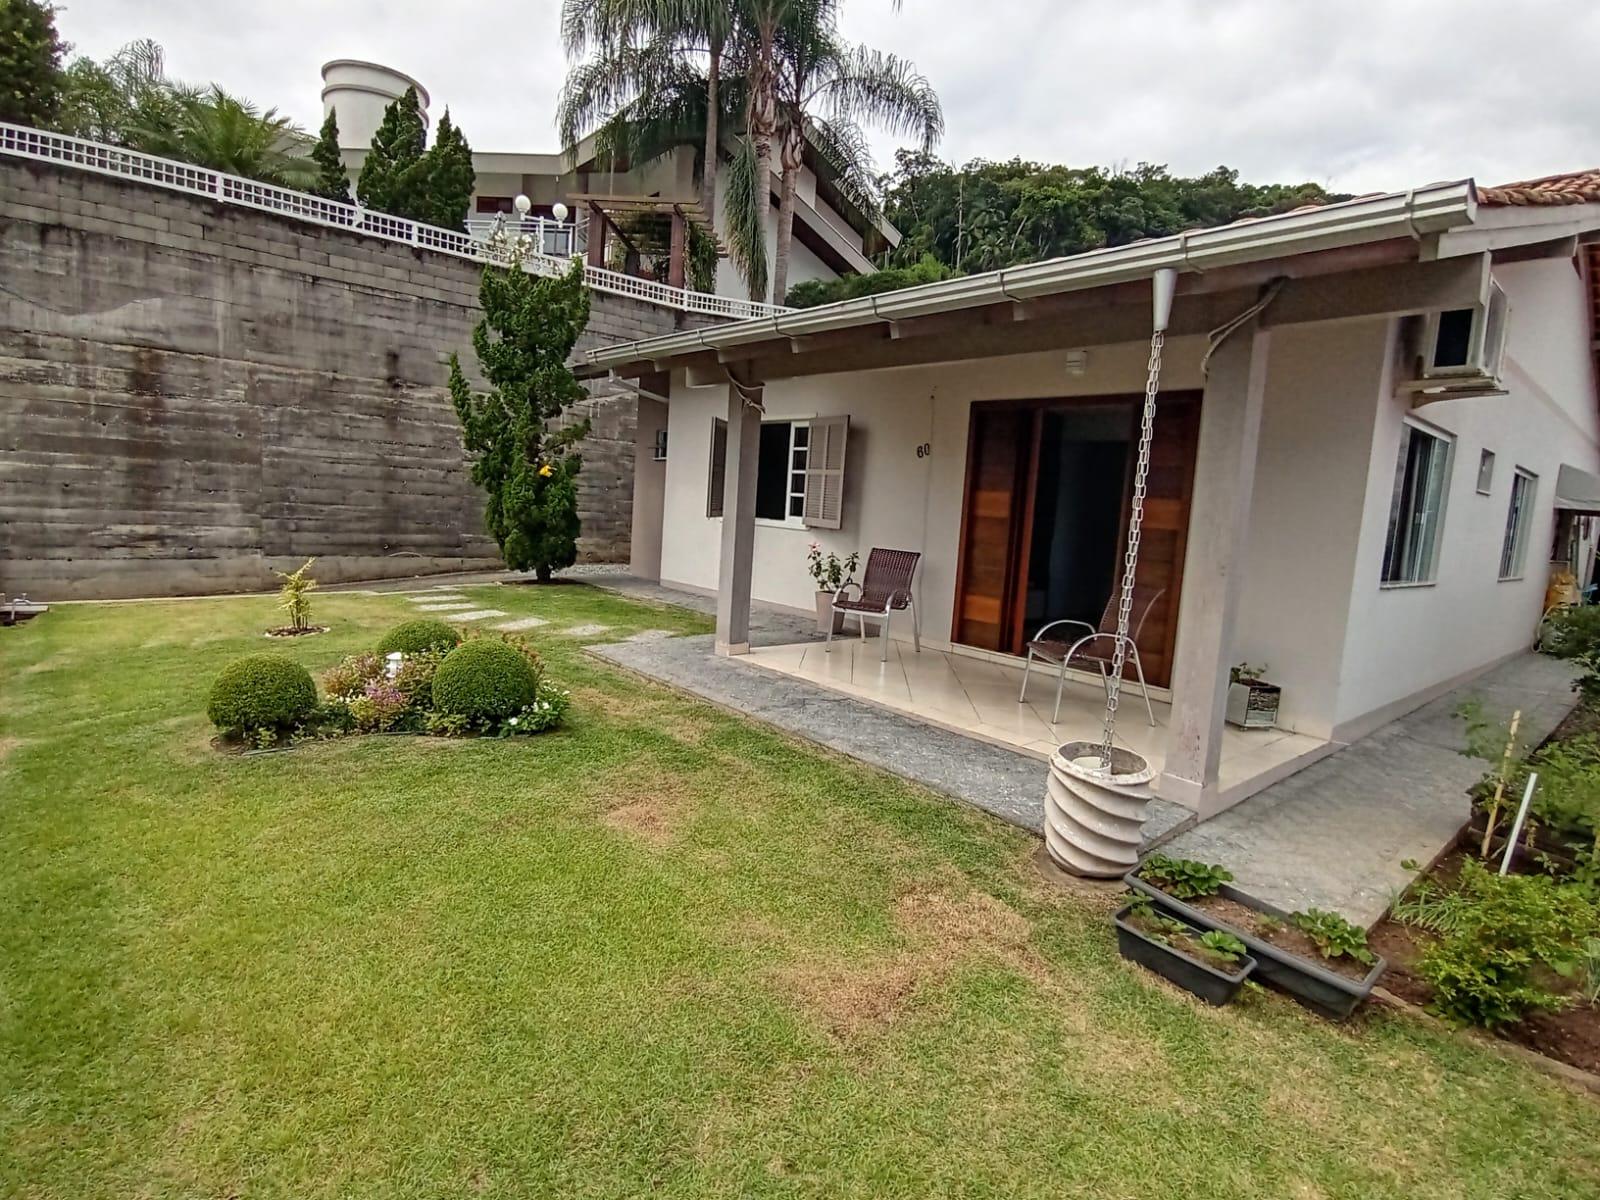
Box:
802;415;849;530
706;419;727;517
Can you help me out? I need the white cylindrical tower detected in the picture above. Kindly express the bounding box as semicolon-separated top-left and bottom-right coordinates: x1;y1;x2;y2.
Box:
320;60;431;150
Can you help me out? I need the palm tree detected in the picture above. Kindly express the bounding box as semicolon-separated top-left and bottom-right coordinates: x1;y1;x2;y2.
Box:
134;86;315;188
769;2;941;303
560;0;736;228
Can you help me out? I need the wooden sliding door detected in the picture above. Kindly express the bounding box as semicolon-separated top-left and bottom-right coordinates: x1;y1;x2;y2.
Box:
952;406;1034;651
951;393;1200;687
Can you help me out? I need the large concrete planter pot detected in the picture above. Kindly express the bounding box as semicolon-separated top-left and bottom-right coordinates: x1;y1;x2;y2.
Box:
1044;741;1155;878
814;590;846;635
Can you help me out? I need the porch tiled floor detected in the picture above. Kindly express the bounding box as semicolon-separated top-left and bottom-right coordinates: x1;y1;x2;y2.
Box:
740;638;1333;804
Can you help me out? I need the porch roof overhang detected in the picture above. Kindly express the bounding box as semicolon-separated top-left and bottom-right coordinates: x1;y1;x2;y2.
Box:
575;179;1484;384
1555;464;1600;515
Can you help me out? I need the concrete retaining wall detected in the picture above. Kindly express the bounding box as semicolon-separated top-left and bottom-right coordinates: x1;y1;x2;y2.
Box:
0;157;693;599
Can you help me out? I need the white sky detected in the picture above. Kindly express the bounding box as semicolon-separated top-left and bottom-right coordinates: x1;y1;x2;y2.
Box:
53;0;1600;194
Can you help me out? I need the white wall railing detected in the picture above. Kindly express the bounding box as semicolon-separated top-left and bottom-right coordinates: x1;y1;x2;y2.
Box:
0;122;788;322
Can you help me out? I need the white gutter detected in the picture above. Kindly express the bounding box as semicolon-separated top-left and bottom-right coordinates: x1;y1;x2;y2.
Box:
584;179;1479;372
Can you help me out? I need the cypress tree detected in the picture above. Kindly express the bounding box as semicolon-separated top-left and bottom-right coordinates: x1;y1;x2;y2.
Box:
419;109;475;230
356;86;426;217
0;0;67;127
448;256;591;581
309;110;352;204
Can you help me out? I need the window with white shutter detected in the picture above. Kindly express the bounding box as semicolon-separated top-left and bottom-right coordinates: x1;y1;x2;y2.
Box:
802;415;849;530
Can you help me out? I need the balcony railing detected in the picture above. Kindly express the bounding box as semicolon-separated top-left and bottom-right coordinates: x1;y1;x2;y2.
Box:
0;122;788;322
464;214;583;259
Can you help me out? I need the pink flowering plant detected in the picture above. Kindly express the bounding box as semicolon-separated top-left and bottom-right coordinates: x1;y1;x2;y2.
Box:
347;678;411;733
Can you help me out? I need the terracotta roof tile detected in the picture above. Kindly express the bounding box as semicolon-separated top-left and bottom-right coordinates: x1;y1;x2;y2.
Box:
1480;170;1600;207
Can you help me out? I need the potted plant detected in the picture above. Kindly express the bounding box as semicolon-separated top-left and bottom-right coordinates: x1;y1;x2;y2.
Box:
1227;662;1280;729
806;544;859;636
1126;856;1386;1020
1114;894;1256;1007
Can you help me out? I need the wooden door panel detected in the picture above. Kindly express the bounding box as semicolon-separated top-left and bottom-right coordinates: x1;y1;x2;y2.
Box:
953;407;1028;651
1127;397;1199;687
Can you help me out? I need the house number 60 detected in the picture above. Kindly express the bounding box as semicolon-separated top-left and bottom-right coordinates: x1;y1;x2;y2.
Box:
915;442;932;458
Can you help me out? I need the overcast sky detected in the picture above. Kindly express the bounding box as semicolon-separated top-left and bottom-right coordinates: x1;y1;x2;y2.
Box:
52;0;1599;194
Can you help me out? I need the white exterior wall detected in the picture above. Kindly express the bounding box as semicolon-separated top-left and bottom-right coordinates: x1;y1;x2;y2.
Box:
712;167;870;299
1232;320;1392;738
1332;257;1600;738
659;340;1206;641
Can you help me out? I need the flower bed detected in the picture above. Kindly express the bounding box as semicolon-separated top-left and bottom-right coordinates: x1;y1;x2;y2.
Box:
1365;658;1600;1074
208;625;570;750
1370;842;1600;1074
1126;854;1385;1019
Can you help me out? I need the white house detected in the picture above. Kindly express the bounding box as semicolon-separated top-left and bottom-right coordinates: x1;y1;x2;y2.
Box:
579;169;1600;823
319;59;896;299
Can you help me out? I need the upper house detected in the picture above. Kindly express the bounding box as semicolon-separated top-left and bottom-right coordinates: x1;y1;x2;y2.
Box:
577;167;1600;823
319;59;898;301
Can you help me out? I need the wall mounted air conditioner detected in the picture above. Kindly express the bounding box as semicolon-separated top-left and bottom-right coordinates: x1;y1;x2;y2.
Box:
1401;278;1510;402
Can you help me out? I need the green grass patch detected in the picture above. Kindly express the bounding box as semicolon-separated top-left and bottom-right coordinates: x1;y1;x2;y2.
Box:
1;583;1596;1198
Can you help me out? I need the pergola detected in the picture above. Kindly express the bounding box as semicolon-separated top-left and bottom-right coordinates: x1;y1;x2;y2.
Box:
571;194;719;288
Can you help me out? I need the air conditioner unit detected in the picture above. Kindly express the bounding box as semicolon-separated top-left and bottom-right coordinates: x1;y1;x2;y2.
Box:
1400;279;1510;402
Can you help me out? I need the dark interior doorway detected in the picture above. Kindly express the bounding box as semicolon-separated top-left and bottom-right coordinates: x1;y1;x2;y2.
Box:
1021;404;1132;641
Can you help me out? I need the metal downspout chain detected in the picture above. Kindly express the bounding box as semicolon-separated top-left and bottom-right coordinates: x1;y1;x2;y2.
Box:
1098;328;1166;766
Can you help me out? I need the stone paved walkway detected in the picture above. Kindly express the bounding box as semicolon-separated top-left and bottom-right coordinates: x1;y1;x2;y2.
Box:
1161;652;1582;925
584;578;1194;845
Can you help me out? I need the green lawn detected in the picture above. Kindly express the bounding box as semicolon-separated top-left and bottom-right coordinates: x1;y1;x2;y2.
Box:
1;582;1596;1199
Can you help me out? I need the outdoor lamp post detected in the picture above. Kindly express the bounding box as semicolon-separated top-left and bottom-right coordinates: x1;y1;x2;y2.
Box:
550;203;570;256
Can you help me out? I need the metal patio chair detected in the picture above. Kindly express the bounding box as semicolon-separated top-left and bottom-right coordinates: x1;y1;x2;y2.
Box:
825;548;922;663
1018;585;1165;725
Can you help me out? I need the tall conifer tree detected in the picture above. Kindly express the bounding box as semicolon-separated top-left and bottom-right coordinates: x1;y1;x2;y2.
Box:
309;110;352;203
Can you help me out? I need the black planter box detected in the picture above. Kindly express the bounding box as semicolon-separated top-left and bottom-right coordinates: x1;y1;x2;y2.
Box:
1114;904;1256;1007
1125;874;1386;1020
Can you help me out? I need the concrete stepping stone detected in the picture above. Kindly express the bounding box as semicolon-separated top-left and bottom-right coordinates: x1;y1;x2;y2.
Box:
625;629;674;643
407;593;469;603
446;609;508;622
495;616;550;631
414;601;477;612
563;623;611;637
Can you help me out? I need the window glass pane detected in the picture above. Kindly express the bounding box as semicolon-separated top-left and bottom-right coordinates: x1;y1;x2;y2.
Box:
1477;449;1495;494
1500;471;1536;578
789;495;804;518
792;425;809;448
755;422;793;520
1382;424;1451;583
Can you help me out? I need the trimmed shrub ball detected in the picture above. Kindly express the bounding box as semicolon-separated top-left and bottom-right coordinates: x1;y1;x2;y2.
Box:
207;653;317;733
431;639;537;722
375;619;463;657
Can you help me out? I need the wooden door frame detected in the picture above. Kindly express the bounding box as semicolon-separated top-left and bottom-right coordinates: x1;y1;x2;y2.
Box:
952;391;1202;673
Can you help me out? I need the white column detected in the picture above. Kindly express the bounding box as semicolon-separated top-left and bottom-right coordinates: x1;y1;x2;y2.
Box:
715;379;761;655
1161;323;1270;817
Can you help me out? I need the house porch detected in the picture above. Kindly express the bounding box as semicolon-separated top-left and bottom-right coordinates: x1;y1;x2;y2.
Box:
740;636;1335;811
